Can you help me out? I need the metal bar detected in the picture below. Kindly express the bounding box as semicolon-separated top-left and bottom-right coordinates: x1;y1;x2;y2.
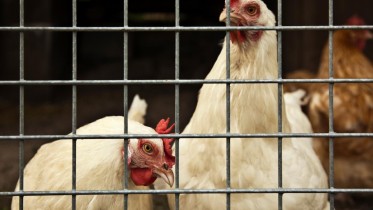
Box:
122;0;129;209
18;0;25;208
328;0;335;209
0;25;373;32
277;0;283;209
174;0;180;209
71;0;78;209
2;78;373;85
3;132;373;140
123;0;129;209
5;188;373;196
224;0;231;209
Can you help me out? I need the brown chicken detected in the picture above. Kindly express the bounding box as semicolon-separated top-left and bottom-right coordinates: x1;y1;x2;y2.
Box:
309;16;373;190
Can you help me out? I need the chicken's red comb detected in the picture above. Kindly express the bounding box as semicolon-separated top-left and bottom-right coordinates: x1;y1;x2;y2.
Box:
156;118;175;167
346;15;366;26
156;118;175;134
230;0;239;7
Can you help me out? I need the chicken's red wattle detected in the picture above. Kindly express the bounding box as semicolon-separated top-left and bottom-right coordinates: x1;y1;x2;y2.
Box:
130;168;157;186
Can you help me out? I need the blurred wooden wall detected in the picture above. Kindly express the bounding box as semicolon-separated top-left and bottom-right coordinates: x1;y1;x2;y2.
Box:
1;0;372;84
283;0;373;75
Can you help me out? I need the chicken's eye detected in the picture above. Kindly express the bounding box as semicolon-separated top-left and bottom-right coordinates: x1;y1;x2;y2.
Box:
246;5;258;16
142;143;153;154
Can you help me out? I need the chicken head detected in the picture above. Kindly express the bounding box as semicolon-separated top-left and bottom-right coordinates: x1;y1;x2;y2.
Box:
125;118;175;187
219;0;275;44
346;15;373;50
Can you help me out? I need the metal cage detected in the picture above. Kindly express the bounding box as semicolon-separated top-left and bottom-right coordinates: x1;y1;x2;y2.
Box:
1;0;373;210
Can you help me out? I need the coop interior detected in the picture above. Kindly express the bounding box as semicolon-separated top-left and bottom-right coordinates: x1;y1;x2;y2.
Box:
0;0;373;209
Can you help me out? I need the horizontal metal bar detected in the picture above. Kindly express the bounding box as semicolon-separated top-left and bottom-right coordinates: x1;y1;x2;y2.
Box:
1;133;373;140
1;78;373;85
0;25;372;32
3;188;373;196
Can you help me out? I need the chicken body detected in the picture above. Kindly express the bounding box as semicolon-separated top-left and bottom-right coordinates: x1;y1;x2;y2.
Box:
12;117;153;210
310;23;373;188
12;96;175;210
162;1;329;209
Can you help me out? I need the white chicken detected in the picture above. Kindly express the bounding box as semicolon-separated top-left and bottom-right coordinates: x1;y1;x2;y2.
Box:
11;95;175;210
284;89;313;136
159;0;330;209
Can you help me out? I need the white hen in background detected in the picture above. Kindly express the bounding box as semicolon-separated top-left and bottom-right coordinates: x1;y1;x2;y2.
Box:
284;90;313;134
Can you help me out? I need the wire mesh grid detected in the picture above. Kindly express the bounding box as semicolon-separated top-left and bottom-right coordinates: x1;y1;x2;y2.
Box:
0;0;373;210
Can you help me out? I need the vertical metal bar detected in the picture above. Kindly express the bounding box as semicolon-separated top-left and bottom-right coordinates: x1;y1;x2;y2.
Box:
224;0;231;209
277;0;283;209
328;0;335;209
18;0;25;209
174;0;180;209
71;0;77;209
123;0;129;209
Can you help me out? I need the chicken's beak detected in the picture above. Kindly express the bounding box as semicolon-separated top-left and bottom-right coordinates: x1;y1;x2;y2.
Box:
153;164;174;187
219;8;242;25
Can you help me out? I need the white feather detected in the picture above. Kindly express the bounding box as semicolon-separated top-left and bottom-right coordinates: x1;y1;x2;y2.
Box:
128;94;148;124
284;89;313;148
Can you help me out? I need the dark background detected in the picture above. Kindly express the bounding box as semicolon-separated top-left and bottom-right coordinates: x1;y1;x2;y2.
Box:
0;0;372;209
